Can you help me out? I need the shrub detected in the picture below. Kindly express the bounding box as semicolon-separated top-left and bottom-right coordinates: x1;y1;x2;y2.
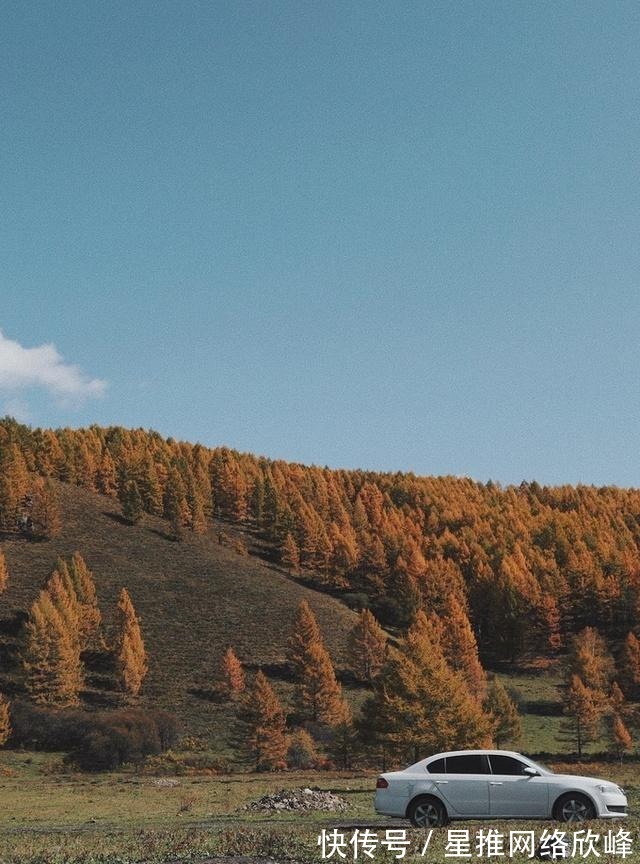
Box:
9;702;180;771
286;728;318;769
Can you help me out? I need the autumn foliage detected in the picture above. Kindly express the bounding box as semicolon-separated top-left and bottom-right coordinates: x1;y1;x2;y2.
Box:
115;588;148;697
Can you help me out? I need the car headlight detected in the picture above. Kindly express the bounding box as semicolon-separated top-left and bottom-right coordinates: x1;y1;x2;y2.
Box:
596;784;622;794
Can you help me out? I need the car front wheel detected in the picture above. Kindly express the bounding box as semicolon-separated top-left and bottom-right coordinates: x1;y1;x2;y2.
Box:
554;793;596;823
408;796;447;828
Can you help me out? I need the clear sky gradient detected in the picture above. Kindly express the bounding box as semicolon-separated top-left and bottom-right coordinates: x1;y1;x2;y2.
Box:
2;1;640;486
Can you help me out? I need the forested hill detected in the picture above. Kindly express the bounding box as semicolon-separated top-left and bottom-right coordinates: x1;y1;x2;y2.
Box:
1;418;639;666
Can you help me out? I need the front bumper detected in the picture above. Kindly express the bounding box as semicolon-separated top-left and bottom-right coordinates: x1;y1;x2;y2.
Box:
594;790;628;818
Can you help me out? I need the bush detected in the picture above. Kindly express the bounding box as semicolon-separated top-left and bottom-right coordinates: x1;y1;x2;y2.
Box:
9;702;180;771
286;728;318;769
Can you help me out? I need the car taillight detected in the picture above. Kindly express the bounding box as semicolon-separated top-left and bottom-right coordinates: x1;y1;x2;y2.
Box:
376;777;389;789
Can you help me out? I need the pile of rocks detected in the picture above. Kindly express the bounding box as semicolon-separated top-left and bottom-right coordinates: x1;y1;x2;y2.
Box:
244;787;349;813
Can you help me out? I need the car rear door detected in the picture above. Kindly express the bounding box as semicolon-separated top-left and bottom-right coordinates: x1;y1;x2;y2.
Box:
435;754;490;816
487;755;549;817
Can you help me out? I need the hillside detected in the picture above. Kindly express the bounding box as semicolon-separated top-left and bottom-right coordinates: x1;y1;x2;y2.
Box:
0;481;359;739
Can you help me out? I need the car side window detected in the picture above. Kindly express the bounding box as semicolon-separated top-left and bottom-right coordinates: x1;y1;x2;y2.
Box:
426;757;446;774
489;755;528;775
446;755;489;774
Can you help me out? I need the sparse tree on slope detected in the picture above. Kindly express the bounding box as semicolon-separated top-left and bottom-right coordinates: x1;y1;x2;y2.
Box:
287;600;343;724
221;647;245;697
0;548;8;595
297;639;344;724
236;671;287;771
286;600;322;677
22;591;83;708
68;552;102;649
0;694;10;747
115;588;148;697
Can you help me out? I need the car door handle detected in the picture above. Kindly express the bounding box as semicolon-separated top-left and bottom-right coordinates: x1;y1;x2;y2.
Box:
490;782;503;786
434;780;448;784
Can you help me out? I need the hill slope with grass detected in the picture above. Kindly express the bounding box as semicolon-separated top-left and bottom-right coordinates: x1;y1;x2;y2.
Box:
0;482;359;741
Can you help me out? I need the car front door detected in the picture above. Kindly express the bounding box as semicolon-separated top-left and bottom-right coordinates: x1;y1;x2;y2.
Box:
436;754;490;816
487;755;549;817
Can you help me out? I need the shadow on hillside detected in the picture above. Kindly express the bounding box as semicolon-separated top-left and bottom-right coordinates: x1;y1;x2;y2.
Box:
0;611;28;638
147;527;177;542
244;660;294;682
188;686;227;704
102;511;132;526
523;700;563;716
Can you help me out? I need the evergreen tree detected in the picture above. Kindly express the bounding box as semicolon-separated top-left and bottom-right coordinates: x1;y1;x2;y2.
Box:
297;639;344;724
0;547;8;595
163;468;190;540
486;676;522;747
0;444;29;529
620;632;640;699
186;471;207;534
0;694;10;747
119;479;144;525
235;671;287;771
440;595;486;699
362;612;492;762
560;674;602;759
286;599;343;724
287;600;322;678
328;700;359;769
47;563;81;650
22;591;83;708
567;627;614;694
610;714;632;762
115;588;148;697
286;727;318;768
30;477;62;538
221;647;245;697
281;532;300;572
347;608;387;682
69;552;102;649
96;450;118;496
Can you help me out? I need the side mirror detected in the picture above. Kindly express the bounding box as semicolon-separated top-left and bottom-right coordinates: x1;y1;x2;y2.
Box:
524;766;539;777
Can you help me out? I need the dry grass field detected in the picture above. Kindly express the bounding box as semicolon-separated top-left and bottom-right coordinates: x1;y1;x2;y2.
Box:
0;751;638;863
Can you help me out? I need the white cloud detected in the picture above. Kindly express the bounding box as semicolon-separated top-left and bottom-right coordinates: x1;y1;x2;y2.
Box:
0;330;107;405
2;396;30;423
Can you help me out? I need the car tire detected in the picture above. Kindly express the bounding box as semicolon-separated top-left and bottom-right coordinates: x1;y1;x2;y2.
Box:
407;796;447;828
553;793;596;823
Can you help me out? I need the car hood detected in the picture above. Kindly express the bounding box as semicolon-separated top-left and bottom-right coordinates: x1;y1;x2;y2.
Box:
549;774;621;789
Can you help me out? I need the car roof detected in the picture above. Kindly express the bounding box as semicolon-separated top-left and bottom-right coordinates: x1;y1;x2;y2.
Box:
424;750;527;761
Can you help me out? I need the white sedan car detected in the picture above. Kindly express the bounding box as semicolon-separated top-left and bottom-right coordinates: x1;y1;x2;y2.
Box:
375;750;628;827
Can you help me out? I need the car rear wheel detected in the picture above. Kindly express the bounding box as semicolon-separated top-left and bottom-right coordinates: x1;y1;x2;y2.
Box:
408;796;447;828
554;793;596;823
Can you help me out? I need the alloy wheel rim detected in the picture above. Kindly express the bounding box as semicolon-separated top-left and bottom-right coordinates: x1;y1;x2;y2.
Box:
414;803;439;826
562;799;588;822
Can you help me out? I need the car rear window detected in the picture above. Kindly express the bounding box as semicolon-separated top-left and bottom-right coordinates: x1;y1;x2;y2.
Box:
426;758;446;774
446;754;489;774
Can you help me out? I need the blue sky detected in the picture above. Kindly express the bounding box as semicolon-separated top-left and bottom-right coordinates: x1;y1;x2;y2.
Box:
2;1;640;486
